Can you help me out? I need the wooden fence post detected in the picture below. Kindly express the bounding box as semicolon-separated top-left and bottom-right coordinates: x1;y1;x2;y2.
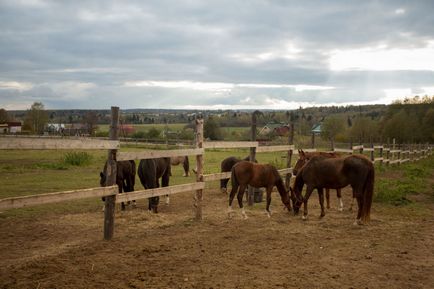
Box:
311;133;315;149
104;106;119;240
195;118;204;220
370;142;374;162
285;123;294;190
379;146;384;166
248;111;260;206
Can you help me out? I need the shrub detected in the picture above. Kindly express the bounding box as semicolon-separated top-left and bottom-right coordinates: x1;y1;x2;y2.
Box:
131;131;146;139
63;152;93;166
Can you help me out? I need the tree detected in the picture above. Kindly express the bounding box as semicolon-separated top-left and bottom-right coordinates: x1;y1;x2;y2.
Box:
422;108;434;142
204;116;223;140
321;115;345;149
350;117;379;143
23;102;48;134
0;108;9;123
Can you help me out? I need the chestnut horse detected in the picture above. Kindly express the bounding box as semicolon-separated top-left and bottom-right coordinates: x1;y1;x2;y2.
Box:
100;160;136;211
220;155;251;193
228;161;292;219
291;154;374;225
170;156;190;177
138;158;171;213
293;150;352;211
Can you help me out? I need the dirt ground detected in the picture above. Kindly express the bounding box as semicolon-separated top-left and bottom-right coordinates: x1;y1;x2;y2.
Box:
1;186;434;289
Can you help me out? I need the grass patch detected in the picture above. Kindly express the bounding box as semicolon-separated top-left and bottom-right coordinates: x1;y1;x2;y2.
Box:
63;152;93;166
374;156;434;205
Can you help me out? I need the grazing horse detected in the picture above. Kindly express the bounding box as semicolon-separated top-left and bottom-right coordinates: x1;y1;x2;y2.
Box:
220;156;251;193
228;161;292;219
100;160;136;211
170;156;190;177
293;150;351;211
291;154;374;225
138;158;171;213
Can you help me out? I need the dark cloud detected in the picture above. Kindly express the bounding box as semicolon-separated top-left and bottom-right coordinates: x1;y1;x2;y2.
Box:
1;0;434;109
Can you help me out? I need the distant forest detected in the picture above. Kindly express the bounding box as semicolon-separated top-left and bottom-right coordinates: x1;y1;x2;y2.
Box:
1;96;433;144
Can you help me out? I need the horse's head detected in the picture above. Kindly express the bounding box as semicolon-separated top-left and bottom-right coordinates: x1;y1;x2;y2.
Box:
99;171;106;187
293;149;307;176
289;186;303;215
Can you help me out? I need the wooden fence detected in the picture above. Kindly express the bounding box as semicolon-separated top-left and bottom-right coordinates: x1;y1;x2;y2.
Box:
0;107;432;240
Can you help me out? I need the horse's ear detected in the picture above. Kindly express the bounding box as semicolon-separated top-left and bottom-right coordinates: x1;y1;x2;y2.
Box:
299;149;305;158
100;172;104;178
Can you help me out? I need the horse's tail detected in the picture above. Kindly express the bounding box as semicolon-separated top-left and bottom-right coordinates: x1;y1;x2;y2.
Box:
361;163;375;223
230;166;239;189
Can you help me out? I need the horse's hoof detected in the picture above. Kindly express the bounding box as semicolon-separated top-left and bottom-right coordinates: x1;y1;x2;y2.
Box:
338;207;343;212
266;211;271;218
302;215;308;221
353;219;362;226
320;214;325;218
242;214;248;220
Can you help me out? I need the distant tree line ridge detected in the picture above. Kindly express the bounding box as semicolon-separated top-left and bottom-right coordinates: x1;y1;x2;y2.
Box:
1;96;433;144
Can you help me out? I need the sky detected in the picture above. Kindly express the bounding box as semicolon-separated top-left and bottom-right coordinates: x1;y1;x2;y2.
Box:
1;0;434;110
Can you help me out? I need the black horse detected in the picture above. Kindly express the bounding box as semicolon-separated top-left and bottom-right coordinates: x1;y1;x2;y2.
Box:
138;158;171;213
220;156;252;193
100;160;136;211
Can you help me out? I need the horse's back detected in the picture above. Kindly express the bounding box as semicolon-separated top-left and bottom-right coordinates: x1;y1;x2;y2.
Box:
233;161;279;187
221;156;241;172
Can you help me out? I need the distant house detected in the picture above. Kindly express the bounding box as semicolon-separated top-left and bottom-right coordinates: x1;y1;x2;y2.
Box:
0;122;22;134
311;123;322;135
46;123;65;134
259;122;290;136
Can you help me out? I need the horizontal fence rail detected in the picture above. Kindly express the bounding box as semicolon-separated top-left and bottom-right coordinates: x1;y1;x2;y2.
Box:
203;141;258;149
0;137;120;150
117;148;204;161
116;182;205;203
256;145;295;153
0;186;118;210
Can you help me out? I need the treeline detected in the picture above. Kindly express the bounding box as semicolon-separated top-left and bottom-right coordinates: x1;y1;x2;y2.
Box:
319;96;434;144
1;96;433;144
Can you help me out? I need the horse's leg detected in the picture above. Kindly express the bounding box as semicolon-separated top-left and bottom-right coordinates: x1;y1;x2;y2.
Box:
118;181;126;211
354;196;363;225
337;188;343;211
221;178;229;194
349;189;356;211
325;188;330;209
237;185;248;219
162;170;170;205
302;186;315;220
318;188;325;218
265;186;273;218
228;183;239;218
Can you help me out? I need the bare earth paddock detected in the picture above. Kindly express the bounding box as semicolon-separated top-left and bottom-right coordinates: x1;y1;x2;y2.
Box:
1;184;434;289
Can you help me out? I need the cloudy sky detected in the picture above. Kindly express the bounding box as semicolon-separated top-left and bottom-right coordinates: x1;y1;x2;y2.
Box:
1;0;434;110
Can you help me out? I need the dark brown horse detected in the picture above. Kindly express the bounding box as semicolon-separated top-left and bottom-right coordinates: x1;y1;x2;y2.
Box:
170;156;190;177
138;158;171;213
100;160;136;211
293;150;351;211
291;154;374;225
220;156;251;193
228;161;292;219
